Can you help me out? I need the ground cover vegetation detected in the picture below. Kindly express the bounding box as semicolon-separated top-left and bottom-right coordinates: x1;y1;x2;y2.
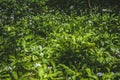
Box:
0;0;120;80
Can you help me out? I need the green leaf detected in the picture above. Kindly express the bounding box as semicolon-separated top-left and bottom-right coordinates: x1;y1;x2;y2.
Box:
11;71;18;80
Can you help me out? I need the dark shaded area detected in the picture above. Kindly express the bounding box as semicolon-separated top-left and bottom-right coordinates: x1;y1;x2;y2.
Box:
0;0;120;25
47;0;120;14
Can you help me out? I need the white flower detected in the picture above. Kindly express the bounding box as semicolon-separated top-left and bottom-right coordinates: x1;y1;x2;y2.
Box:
39;45;42;50
40;52;44;57
103;22;107;24
29;22;32;25
70;6;74;9
48;66;52;69
34;63;42;67
10;15;14;20
97;72;104;76
102;9;112;12
4;66;12;71
111;72;115;75
88;20;93;24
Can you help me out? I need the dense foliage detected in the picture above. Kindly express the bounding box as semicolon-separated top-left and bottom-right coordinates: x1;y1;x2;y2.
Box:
0;0;120;80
